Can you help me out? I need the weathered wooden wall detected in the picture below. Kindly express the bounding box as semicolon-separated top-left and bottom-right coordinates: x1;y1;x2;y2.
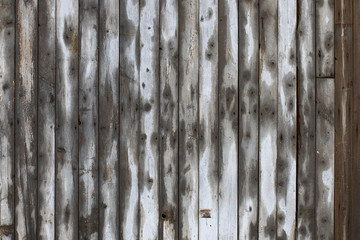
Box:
0;0;351;239
335;0;360;239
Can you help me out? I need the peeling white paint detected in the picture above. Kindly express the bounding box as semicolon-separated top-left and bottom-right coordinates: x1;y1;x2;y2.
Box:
260;133;277;215
245;12;254;64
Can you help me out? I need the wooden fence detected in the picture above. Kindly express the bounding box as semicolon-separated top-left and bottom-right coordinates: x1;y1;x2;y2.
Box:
0;0;357;239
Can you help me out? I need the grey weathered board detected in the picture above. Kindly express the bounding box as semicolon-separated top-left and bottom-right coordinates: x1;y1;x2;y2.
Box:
0;0;338;239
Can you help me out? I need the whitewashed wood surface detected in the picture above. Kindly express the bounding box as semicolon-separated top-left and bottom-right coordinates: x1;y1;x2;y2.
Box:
0;0;336;239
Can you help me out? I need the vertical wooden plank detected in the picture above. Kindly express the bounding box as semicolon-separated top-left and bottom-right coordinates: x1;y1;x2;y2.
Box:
79;0;98;239
178;0;199;238
259;0;277;238
38;0;56;238
139;0;160;237
316;0;334;77
296;0;316;238
0;0;15;238
15;0;38;239
218;0;237;238
334;22;352;240
316;78;334;240
238;1;259;239
198;0;218;238
98;0;120;238
119;0;139;238
159;0;178;238
55;0;79;238
352;0;360;238
333;2;355;239
277;0;297;239
335;0;351;24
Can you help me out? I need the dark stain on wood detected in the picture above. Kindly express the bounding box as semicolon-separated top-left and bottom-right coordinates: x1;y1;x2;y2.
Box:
199;209;211;218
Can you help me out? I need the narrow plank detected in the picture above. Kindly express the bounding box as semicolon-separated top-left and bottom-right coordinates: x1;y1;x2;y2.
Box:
259;0;277;238
119;0;140;238
55;0;79;239
316;78;334;240
296;0;316;238
334;23;352;240
15;0;38;238
178;0;199;238
198;0;218;238
218;0;238;238
139;0;160;237
316;0;334;77
277;0;297;239
0;0;15;238
38;0;56;238
159;0;179;238
238;1;259;238
352;0;360;237
79;0;98;239
98;0;120;238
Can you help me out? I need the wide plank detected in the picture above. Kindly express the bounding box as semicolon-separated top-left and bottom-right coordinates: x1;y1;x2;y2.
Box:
352;0;360;237
238;1;259;239
79;0;99;239
15;0;38;238
218;0;238;238
159;0;179;238
277;0;297;239
99;0;120;238
178;0;199;238
55;0;79;239
0;0;15;238
259;0;277;238
316;78;334;240
119;0;140;238
139;0;160;237
198;0;218;238
334;23;352;240
38;0;56;238
296;0;316;238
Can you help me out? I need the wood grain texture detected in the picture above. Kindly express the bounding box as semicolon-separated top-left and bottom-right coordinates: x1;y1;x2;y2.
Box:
238;1;259;239
316;78;334;240
178;0;199;238
15;0;38;238
119;0;140;238
259;0;277;239
218;0;238;238
139;0;160;237
99;0;120;238
79;0;98;239
352;0;360;238
335;0;351;24
334;23;352;240
316;0;334;77
159;0;178;238
296;0;316;238
277;0;297;239
0;0;15;239
0;2;343;239
198;0;218;238
38;0;55;238
55;0;79;239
